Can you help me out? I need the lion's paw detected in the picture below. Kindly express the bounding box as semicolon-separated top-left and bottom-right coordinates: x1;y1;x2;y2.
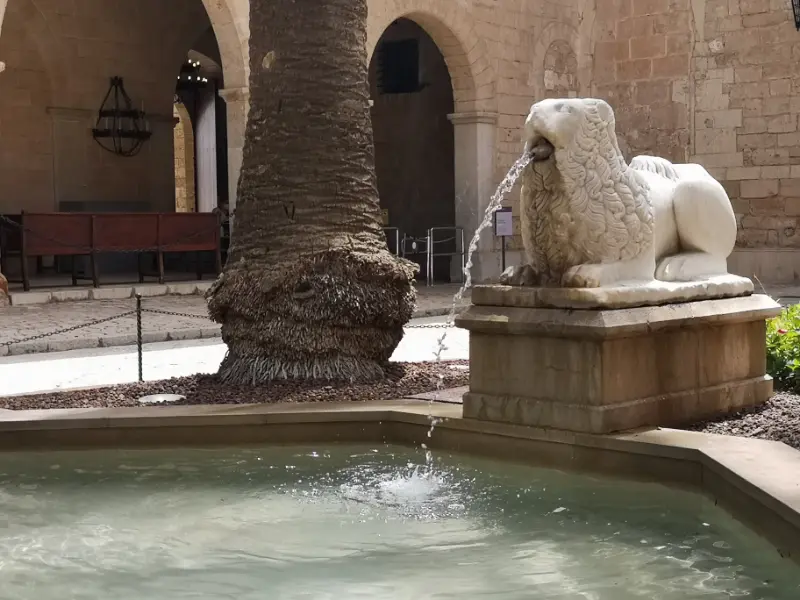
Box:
499;264;539;286
561;264;604;288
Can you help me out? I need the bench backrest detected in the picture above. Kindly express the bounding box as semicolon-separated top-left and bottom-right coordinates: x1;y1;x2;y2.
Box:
19;212;219;255
22;213;92;255
159;213;219;252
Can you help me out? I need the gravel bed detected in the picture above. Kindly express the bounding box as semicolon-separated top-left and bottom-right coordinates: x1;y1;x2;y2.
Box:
685;392;800;451
0;361;469;411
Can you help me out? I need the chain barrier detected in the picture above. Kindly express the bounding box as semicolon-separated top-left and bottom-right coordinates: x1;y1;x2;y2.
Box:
1;310;138;347
140;307;210;320
1;292;456;365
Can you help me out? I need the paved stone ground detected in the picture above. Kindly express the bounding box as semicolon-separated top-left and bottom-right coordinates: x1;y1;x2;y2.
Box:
0;283;469;357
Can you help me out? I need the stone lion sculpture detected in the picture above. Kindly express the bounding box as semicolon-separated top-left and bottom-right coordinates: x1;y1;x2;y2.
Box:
500;97;738;289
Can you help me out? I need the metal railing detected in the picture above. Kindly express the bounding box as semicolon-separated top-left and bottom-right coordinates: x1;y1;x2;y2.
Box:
400;234;429;261
426;226;465;287
383;227;400;256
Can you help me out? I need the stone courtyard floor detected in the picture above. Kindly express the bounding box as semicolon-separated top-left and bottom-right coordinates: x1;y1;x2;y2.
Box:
0;315;468;397
0;283;469;357
2;281;799;358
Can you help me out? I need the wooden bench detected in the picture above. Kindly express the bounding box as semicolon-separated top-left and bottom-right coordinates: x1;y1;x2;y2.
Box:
15;212;221;291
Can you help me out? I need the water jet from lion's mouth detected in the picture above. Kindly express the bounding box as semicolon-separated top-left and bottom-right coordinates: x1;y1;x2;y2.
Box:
527;138;555;163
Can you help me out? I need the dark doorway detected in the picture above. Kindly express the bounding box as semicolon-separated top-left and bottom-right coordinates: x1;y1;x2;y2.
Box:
369;18;456;282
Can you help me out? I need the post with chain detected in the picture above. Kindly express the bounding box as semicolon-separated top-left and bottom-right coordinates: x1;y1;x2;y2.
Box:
135;293;143;382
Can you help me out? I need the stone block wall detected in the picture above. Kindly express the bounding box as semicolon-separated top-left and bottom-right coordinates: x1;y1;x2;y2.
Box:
696;0;800;281
0;9;52;214
591;0;692;163
589;0;800;282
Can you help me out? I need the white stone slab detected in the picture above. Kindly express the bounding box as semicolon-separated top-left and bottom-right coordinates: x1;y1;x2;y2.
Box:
474;274;755;310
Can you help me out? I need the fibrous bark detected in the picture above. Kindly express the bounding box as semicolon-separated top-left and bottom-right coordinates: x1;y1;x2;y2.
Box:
207;0;417;383
0;271;9;307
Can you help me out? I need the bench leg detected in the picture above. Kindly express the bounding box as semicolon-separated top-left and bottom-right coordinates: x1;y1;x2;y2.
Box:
90;252;99;288
71;255;77;286
157;250;165;285
137;253;144;283
21;254;30;292
196;251;203;280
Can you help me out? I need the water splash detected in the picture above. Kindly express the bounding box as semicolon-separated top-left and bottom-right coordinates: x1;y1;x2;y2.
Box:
421;151;534;460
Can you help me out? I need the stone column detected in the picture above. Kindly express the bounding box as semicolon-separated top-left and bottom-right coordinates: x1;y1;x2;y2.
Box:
218;86;250;233
195;86;218;214
447;111;498;284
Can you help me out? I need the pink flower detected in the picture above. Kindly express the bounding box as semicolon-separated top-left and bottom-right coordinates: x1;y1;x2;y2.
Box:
778;329;788;334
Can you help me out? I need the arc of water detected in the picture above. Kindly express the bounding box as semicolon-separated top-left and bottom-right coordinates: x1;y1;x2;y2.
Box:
422;152;535;461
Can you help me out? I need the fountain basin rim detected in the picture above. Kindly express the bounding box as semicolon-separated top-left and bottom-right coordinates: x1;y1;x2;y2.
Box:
0;395;797;564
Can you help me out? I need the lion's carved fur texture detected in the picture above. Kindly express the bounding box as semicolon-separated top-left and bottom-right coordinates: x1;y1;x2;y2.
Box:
519;99;654;285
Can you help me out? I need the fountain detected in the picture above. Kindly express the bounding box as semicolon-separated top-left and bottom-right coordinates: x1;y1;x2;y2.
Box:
454;97;782;434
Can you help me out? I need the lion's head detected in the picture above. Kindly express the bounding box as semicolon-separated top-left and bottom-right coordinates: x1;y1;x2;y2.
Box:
518;97;653;279
524;98;623;163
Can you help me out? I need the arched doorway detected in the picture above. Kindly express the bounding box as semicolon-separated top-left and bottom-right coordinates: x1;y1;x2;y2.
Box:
368;18;456;283
0;0;243;288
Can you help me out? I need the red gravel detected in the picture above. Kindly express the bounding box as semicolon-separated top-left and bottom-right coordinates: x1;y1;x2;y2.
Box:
0;361;469;411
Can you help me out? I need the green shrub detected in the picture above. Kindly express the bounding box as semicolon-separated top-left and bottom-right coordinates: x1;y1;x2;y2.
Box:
766;303;800;392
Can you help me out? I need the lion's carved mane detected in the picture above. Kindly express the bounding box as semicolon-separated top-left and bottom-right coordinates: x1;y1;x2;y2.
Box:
520;100;654;285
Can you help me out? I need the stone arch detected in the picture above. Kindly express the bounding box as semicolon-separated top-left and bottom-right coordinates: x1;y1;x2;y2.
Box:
542;40;578;98
529;22;582;98
199;0;248;90
367;0;496;113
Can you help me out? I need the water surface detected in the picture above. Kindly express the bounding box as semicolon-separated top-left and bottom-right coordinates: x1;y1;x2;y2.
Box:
0;444;797;599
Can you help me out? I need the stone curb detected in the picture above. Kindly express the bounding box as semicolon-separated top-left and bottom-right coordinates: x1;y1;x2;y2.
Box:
0;307;465;358
8;282;215;307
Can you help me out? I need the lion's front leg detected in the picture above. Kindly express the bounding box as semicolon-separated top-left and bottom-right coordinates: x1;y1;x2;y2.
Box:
561;254;656;288
499;264;541;286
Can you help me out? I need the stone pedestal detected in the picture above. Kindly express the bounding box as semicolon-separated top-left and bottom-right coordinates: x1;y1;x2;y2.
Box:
455;286;782;434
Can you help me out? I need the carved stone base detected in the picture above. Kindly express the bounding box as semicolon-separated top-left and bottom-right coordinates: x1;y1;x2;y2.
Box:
476;274;754;310
455;290;781;434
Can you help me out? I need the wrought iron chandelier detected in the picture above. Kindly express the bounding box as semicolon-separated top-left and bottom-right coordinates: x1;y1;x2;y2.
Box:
91;76;152;158
176;59;209;92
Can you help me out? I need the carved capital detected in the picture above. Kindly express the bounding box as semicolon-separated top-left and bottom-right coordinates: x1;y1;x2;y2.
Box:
447;111;498;126
218;86;250;105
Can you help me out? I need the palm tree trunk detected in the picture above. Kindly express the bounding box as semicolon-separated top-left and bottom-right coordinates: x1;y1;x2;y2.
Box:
0;271;8;307
207;0;418;383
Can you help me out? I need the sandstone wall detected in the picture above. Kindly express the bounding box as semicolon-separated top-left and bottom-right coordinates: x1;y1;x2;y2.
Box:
589;0;800;282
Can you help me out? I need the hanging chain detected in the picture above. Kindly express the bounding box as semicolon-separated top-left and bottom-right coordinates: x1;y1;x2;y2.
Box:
141;307;211;319
2;311;137;347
